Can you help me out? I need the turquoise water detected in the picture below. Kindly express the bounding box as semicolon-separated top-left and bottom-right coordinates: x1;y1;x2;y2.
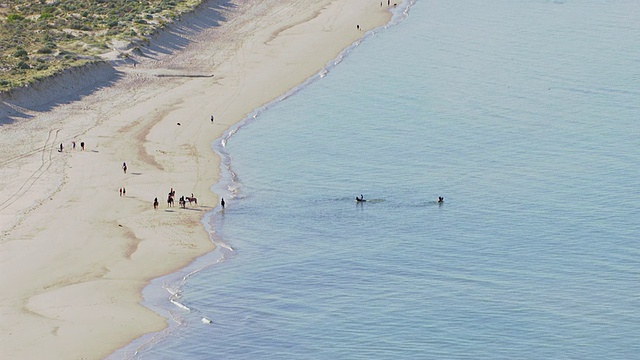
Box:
114;1;640;359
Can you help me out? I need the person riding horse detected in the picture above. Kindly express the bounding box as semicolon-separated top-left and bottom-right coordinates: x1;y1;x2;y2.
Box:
186;194;197;205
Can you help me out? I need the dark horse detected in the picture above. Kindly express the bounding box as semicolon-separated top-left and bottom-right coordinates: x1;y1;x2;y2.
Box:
186;196;197;205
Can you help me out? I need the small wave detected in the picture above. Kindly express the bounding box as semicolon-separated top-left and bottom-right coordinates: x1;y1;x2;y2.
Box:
405;200;444;207
355;198;385;204
367;198;386;203
216;242;233;251
170;299;190;312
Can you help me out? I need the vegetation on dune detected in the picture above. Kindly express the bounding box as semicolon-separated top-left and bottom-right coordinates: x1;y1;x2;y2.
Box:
0;0;202;92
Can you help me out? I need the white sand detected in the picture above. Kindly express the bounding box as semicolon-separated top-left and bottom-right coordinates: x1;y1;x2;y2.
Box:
0;0;391;358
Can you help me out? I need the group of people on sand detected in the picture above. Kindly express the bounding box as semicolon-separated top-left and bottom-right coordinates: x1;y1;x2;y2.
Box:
58;141;85;152
114;163;226;211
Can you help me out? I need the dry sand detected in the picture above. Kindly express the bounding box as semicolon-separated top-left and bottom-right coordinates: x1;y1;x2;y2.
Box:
0;0;391;358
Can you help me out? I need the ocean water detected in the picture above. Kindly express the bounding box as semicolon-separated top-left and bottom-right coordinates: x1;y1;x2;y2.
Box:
114;1;640;359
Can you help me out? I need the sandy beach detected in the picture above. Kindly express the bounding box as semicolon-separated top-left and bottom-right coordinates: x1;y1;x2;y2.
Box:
0;0;391;358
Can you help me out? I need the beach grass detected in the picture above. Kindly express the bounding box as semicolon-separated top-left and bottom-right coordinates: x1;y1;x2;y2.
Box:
0;0;202;92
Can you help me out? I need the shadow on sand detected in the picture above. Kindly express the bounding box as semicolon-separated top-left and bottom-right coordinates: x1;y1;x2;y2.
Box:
0;62;122;126
139;0;237;60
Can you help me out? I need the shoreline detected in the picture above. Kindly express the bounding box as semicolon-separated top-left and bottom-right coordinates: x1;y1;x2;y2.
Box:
0;1;392;359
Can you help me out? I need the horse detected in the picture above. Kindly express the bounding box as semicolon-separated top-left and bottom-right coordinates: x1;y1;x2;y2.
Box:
186;196;197;205
167;195;174;207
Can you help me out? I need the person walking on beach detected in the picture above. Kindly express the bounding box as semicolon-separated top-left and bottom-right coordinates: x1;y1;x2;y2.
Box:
122;162;127;174
154;197;159;209
59;143;63;152
122;187;126;196
221;198;225;209
211;115;214;123
72;141;76;150
119;188;123;197
80;141;85;150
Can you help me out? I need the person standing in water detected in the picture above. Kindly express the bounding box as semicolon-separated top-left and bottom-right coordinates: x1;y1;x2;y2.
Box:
221;198;225;209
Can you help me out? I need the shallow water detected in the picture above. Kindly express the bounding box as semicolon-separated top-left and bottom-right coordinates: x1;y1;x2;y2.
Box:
115;1;640;359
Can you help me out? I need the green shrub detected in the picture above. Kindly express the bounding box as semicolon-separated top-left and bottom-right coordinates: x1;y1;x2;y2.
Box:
13;49;28;58
16;61;31;69
7;14;25;22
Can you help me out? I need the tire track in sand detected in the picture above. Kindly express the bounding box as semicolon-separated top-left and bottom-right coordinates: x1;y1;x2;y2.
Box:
0;128;61;212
